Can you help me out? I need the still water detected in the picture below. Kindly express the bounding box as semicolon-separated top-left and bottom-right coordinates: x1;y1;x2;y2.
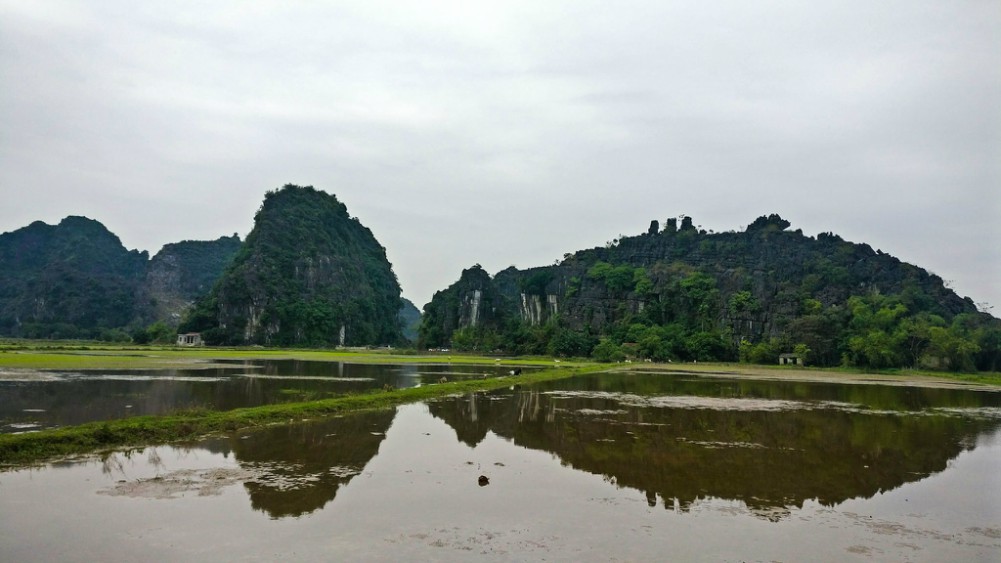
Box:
1;370;999;561
0;360;523;432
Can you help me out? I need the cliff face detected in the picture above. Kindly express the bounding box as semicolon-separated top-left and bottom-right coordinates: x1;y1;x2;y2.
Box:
182;185;402;346
420;265;509;348
144;236;242;326
419;214;991;367
0;216;148;337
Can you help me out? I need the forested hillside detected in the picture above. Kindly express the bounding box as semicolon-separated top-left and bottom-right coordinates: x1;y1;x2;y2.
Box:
0;218;244;340
420;214;1000;371
0;217;148;339
180;185;403;346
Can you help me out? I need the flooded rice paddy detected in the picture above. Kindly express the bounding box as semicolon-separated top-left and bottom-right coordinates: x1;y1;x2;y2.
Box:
2;369;1000;560
0;360;523;432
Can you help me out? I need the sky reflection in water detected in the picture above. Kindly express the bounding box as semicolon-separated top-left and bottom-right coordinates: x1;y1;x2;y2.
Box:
0;360;523;432
2;370;1000;561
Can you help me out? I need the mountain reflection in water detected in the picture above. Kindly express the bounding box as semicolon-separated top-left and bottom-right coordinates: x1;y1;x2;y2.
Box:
4;371;999;561
160;371;1001;522
197;409;395;518
427;373;1001;518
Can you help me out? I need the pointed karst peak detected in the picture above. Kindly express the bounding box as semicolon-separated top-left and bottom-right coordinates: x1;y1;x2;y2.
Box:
746;214;791;233
180;184;402;346
456;264;494;289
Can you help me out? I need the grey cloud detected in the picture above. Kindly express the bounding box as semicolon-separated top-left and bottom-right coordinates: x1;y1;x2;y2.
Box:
0;0;997;310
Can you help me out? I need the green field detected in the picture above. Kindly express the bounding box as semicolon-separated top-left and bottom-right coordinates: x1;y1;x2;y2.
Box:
0;343;586;370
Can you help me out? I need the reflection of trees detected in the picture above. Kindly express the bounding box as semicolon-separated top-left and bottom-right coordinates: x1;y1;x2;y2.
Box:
200;409;395;518
428;388;1001;517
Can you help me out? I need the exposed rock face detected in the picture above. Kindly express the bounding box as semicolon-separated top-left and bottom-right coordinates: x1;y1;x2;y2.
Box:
144;236;242;326
419;265;508;347
0;216;148;337
182;185;402;346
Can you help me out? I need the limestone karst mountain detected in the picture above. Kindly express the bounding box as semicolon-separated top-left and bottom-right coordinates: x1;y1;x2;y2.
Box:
419;214;1000;371
0;216;148;338
180;185;403;346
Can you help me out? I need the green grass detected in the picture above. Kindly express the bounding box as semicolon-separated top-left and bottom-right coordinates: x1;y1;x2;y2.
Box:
916;370;1001;386
638;361;1001;387
0;344;586;370
774;363;1001;386
0;364;610;467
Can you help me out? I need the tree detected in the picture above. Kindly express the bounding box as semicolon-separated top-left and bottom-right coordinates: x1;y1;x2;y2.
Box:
679;273;719;331
793;343;812;365
548;329;596;358
847;330;903;369
924;326;979;372
592;339;626;362
684;331;728;361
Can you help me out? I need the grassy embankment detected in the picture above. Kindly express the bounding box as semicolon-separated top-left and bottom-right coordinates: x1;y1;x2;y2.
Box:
0;350;607;467
0;344;585;370
2;341;996;384
649;361;1001;387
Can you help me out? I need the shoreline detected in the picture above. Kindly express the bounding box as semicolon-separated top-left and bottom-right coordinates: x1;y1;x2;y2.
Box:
629;363;1001;392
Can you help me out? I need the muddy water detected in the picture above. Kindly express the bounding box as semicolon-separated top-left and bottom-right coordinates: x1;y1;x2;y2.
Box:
1;371;999;561
0;360;523;432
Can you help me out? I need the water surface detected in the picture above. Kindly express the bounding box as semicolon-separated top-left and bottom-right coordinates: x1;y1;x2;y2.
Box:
1;370;999;561
0;360;523;432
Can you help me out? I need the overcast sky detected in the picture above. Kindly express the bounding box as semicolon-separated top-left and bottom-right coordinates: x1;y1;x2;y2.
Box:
2;1;998;312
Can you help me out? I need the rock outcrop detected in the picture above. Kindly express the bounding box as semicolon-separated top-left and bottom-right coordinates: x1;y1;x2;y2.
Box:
144;236;242;326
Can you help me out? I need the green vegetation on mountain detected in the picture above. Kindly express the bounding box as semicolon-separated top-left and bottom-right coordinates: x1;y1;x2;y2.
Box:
419;214;1001;372
0;217;148;340
0;216;242;341
180;185;403;347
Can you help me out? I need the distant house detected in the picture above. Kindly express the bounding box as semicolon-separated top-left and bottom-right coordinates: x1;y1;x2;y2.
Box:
176;332;203;347
779;353;803;366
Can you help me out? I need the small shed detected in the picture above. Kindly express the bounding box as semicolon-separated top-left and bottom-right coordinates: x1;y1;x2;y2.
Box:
176;332;203;347
778;353;803;366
